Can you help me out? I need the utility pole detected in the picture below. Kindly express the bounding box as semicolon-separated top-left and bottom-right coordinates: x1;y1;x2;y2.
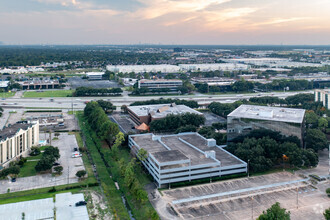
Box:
67;166;70;184
251;196;254;220
248;159;250;178
296;186;299;209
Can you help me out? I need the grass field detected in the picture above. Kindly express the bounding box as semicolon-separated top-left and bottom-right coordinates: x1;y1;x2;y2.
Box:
0;92;15;98
23;90;73;98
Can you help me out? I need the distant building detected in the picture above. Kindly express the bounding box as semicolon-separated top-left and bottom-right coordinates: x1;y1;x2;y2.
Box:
0;122;39;168
19;80;60;90
0;81;9;90
227;105;305;144
315;89;330;109
106;64;180;73
86;72;104;80
127;103;203;125
129;132;247;188
138;79;182;90
173;47;183;53
179;63;249;72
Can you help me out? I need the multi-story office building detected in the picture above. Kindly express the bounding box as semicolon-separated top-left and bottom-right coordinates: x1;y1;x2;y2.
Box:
227;105;305;144
0;122;39;168
129;132;247;188
138;79;182;90
315;89;330;109
127;103;203;125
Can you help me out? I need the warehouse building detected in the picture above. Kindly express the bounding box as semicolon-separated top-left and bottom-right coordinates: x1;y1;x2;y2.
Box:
127;103;203;125
0;122;39;168
129;132;247;188
106;64;180;73
227;105;305;144
315;89;330;109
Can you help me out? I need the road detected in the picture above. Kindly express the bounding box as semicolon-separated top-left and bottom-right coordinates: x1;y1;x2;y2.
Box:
0;90;313;109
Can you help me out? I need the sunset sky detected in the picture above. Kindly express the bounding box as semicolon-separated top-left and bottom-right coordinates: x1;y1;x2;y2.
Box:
1;0;330;45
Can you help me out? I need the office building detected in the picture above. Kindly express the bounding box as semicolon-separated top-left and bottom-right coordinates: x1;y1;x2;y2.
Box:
0;122;39;168
128;132;247;188
138;79;182;90
106;64;180;73
127;103;203;125
227;105;305;144
86;72;104;80
315;89;330;109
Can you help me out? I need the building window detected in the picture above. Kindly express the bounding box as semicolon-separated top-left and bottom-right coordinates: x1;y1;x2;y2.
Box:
19;135;23;154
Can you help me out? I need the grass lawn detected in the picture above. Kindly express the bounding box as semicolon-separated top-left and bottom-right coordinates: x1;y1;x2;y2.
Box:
18;161;38;177
0;92;15;98
23;90;73;98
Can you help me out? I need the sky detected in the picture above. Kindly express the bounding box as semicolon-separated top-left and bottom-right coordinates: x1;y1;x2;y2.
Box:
0;0;330;45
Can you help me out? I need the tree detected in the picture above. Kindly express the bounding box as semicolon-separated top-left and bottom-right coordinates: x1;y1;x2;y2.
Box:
305;129;328;152
35;156;55;172
323;207;330;220
305;111;319;128
54;166;63;175
137;148;148;162
43;146;60;161
318;117;328;132
257;202;290;220
97;100;115;113
0;107;3;117
75;170;87;179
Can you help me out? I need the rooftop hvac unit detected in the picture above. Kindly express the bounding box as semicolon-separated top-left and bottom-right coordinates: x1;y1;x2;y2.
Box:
205;150;216;158
207;139;216;147
152;134;160;141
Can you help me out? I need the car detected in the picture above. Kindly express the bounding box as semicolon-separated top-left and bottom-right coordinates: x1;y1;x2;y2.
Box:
72;153;82;158
11;178;16;182
75;201;87;207
53;162;60;166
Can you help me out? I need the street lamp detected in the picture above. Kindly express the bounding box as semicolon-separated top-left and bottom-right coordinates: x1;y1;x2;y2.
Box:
248;159;250;178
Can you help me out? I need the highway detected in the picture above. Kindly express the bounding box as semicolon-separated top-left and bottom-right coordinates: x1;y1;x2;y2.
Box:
0;90;314;110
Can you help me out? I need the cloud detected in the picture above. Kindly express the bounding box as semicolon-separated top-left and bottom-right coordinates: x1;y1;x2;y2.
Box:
136;0;231;19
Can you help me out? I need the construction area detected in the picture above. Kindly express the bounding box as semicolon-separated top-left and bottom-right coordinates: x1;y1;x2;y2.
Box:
149;149;330;220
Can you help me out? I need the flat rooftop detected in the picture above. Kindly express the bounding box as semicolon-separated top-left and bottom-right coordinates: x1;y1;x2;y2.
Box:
227;105;305;124
0;123;33;141
131;133;245;167
140;79;182;83
128;104;202;119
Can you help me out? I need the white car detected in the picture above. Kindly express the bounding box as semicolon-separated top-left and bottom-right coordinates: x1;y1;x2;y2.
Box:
72;153;82;158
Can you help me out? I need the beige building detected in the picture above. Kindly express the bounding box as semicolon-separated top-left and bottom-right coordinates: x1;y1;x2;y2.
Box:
315;89;330;109
0;122;39;168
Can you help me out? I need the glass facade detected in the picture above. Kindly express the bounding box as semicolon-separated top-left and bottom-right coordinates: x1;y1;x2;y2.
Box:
227;116;304;145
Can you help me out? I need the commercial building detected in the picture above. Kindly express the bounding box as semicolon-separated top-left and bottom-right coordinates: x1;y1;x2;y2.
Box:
86;72;104;80
128;132;247;188
138;79;182;90
0;122;39;168
227;105;305;144
315;89;330;109
224;58;324;68
106;64;180;73
179;63;249;72
19;80;60;90
127;103;203;125
0;81;9;90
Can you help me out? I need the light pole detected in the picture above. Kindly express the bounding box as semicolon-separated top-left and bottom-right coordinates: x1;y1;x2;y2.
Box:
248;159;250;178
251;196;254;220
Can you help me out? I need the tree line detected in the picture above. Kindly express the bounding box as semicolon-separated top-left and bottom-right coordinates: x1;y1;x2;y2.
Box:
74;87;123;97
149;113;205;132
130;98;199;109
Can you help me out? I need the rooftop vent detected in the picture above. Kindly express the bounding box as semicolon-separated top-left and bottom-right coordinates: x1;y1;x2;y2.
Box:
205;150;216;158
207;138;216;147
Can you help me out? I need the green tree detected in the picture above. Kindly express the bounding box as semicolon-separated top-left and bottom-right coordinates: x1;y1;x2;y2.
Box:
305;111;319;128
137;148;148;162
323;207;330;220
305;129;328;152
318;117;328;132
75;170;87;179
35;156;55;172
257;202;290;220
54;166;63;175
43;146;60;161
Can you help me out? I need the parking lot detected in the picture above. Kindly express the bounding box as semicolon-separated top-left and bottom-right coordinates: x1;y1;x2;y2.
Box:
68;76;120;89
0;133;85;194
150;149;330;220
203;112;226;127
